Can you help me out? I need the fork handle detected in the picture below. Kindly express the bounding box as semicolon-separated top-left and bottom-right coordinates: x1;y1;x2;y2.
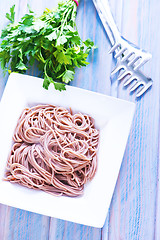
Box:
92;0;120;46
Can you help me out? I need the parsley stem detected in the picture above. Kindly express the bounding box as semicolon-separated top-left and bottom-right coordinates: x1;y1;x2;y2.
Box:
60;8;72;36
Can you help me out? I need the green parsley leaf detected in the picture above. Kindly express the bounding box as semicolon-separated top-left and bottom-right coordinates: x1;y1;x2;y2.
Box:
27;4;34;14
62;70;74;83
43;75;66;91
43;75;52;89
33;19;45;32
83;38;94;47
53;81;66;91
54;50;71;65
56;35;67;46
6;5;15;23
21;14;34;26
45;31;57;41
16;61;27;71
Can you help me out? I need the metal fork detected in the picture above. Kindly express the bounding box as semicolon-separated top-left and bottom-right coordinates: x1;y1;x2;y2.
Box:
92;0;153;98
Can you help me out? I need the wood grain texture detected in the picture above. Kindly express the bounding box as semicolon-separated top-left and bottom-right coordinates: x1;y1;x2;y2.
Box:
0;0;159;239
101;0;160;240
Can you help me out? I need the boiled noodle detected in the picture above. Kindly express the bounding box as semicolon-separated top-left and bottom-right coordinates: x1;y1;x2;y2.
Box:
5;104;99;196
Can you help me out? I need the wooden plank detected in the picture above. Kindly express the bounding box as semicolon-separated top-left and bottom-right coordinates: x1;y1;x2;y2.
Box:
0;204;10;240
0;204;50;240
119;0;159;239
150;0;160;238
102;0;160;239
48;218;101;240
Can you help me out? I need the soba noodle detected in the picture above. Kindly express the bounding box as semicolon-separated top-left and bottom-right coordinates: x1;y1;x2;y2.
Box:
5;105;99;196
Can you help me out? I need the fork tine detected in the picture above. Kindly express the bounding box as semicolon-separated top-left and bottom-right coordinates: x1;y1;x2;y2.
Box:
115;47;127;58
117;70;131;81
130;81;143;92
111;65;125;75
123;76;136;87
109;43;121;54
134;59;149;71
128;56;141;67
121;52;134;62
136;81;153;98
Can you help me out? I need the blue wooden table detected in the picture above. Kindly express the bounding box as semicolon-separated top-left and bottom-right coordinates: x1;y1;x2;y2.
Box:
0;0;159;239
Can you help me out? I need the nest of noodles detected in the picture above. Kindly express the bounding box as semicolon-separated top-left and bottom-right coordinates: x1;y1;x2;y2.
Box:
5;104;99;197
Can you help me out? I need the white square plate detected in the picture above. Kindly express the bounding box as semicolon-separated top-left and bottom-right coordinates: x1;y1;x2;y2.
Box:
0;73;135;228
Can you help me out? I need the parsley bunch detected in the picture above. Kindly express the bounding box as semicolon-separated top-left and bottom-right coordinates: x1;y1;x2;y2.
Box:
0;2;95;91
